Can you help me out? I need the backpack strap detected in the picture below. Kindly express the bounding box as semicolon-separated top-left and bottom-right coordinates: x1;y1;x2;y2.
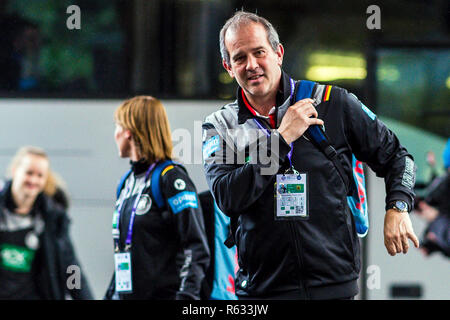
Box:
293;81;350;193
307;125;350;194
151;160;177;209
295;81;369;236
116;169;132;199
224;216;239;249
116;160;179;208
293;80;316;101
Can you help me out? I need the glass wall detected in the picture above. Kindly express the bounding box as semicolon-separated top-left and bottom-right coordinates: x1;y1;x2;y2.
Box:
0;0;129;97
0;0;448;102
376;48;449;138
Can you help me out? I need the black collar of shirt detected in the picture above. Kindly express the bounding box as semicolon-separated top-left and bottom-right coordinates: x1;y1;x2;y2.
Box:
130;159;151;175
3;180;43;216
237;69;293;125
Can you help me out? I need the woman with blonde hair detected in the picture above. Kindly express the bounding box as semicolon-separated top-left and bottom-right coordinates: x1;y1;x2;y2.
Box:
0;146;92;299
105;96;210;300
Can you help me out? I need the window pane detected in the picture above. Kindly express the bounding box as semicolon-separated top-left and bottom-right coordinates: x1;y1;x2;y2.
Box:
0;0;128;96
376;48;450;138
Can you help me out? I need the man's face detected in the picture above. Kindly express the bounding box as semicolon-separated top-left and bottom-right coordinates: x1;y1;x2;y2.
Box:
223;22;284;102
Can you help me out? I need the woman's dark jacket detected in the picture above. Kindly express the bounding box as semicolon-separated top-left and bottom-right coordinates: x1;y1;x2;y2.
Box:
0;181;93;299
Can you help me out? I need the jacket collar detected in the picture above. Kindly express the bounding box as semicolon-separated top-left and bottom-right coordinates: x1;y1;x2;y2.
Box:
237;70;294;125
130;159;152;175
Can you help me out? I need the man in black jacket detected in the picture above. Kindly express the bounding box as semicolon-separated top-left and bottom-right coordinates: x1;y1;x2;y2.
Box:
202;11;419;300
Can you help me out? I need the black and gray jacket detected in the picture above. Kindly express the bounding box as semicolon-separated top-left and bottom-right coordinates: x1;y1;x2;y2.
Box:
104;160;210;300
0;181;93;300
202;70;416;299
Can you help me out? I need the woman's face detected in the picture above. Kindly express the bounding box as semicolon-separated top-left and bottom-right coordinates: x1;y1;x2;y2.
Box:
114;122;132;158
12;154;49;200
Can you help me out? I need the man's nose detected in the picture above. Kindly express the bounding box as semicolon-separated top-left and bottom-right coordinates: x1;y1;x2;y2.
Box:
246;55;259;71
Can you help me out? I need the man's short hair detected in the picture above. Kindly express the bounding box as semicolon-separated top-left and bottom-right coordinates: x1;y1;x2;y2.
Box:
219;11;280;66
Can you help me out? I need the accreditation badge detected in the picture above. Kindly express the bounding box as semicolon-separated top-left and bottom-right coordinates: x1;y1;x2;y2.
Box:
114;252;133;293
112;210;120;238
275;173;309;220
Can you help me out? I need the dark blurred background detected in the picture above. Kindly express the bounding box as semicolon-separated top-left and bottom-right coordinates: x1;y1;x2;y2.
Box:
0;0;449;137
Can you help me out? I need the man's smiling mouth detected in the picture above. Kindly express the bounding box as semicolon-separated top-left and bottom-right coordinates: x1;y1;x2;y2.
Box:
248;74;263;80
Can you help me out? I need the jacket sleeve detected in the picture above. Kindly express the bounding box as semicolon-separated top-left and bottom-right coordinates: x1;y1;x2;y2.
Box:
202;121;292;218
161;166;210;300
55;212;94;300
340;89;416;211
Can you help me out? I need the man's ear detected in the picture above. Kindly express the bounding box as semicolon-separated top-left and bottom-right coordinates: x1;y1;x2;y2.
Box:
222;59;235;78
276;44;284;66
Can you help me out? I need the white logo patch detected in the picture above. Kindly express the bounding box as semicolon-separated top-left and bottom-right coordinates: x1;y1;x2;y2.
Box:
174;179;186;190
136;195;152;215
25;232;39;250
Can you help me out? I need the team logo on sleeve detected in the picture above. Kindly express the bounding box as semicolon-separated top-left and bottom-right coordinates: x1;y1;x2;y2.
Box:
168;191;198;214
203;135;220;159
136;194;152;215
174;179;186;190
361;103;376;120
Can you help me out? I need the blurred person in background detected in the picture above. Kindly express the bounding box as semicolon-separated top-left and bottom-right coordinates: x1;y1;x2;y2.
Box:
104;96;210;300
414;150;439;190
0;146;92;299
414;138;450;258
0;15;42;91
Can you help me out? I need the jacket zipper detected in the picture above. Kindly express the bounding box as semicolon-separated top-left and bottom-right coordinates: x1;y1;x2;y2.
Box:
288;221;309;300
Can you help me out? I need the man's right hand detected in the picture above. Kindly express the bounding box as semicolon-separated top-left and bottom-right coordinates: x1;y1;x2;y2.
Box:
277;98;324;144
